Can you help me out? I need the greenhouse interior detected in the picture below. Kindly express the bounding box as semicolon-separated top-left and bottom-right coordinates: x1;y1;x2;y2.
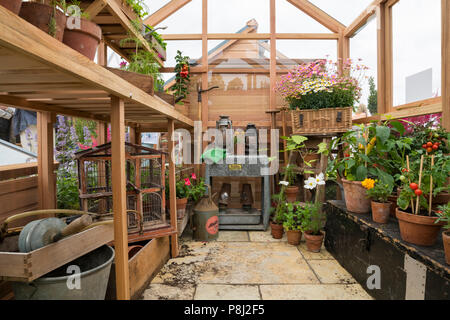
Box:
0;0;449;303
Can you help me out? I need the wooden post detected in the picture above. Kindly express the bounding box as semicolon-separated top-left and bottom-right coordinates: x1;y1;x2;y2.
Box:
168;119;179;258
338;34;350;75
376;2;393;114
135;125;142;145
97;39;107;67
110;96;130;300
443;0;450;131
128;125;136;144
201;0;208;132
270;0;276;111
37;111;55;210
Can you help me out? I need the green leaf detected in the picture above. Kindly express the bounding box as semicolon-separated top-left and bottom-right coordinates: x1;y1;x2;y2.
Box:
356;165;368;181
376;125;391;144
390;120;405;136
317;142;329;154
291;135;308;145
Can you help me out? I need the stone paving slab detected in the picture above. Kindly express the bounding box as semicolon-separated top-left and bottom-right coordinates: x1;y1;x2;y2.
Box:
297;242;333;260
307;260;357;284
142;284;196;300
198;242;319;285
259;284;372;300
248;230;287;242
216;231;249;242
194;284;260;300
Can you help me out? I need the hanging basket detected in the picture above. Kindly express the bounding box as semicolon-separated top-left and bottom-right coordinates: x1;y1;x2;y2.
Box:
290;107;352;135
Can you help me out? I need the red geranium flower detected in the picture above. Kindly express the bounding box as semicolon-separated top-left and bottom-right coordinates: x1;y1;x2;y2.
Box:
191;173;197;180
184;178;191;186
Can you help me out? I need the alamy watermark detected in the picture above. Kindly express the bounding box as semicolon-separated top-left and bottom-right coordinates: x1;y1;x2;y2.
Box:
366;265;381;290
66;264;81;290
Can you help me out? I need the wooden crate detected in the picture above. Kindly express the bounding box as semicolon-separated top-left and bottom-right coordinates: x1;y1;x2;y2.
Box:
290;107;352;135
0;224;113;282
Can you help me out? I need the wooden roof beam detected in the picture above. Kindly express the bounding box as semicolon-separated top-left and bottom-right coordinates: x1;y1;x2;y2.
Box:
144;0;192;27
85;0;108;19
286;0;346;33
344;0;382;38
161;33;339;40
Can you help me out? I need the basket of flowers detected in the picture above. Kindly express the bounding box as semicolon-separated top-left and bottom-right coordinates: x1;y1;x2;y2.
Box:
277;59;367;135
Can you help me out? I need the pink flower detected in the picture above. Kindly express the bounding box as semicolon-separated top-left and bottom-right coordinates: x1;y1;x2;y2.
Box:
119;61;127;69
184;178;191;186
191;173;197;180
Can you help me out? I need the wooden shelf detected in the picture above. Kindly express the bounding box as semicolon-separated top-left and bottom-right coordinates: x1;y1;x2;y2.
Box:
0;6;192;129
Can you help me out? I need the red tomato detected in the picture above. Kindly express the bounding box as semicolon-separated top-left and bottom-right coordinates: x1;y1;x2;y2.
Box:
422;144;427;149
427;142;433;147
426;147;433;153
414;189;423;196
432;145;438;150
409;183;418;190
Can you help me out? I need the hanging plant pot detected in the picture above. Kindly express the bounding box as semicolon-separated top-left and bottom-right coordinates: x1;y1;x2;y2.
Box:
0;0;22;14
304;231;324;252
63;18;101;60
286;230;302;246
290;107;352;135
396;208;445;246
19;2;67;41
371;201;391;224
342;179;371;214
443;231;450;265
285;186;299;203
270;221;284;239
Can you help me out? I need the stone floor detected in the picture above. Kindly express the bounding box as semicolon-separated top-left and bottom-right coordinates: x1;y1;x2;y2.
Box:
141;230;373;300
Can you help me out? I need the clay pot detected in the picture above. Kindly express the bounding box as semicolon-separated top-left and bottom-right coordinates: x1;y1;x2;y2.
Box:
371;201;392;224
128;245;143;259
342;179;371;214
286;230;302;245
167;197;188;219
63;18;102;60
304;231;324;252
0;0;22;14
387;194;398;218
443;231;450;265
285;186;299;203
396;208;445;246
270;221;284;239
19;2;67;41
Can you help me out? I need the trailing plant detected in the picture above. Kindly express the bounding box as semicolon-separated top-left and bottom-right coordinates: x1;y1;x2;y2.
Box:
120;20;164;90
144;25;167;50
363;178;394;203
173;50;191;104
276;58;368;110
125;0;148;18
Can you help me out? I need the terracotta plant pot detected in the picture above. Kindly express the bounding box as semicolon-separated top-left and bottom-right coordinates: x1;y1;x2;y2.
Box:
371;201;392;224
285;186;299;203
270;221;284;239
0;0;22;14
443;231;450;265
387;194;398;218
396;208;445;246
286;230;302;245
304;231;324;252
342;179;371;214
167;197;188;219
19;2;67;41
63;18;102;60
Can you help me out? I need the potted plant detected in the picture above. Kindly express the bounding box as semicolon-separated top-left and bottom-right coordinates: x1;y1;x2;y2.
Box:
435;203;450;265
166;176;188;219
283;202;304;245
172;50;191;104
0;0;22;15
282;164;299;202
396;151;449;246
363;178;394;223
19;1;67;41
299;202;324;252
276;59;367;135
270;186;287;239
62;1;102;60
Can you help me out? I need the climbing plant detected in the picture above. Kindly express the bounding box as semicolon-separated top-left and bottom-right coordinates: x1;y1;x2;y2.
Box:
173;50;191;104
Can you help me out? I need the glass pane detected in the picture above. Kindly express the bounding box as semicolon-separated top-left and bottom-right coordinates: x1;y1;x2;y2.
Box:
208;0;269;33
276;39;337;61
276;0;332;33
392;0;441;106
350;17;377;115
155;0;202;33
164;40;202;68
309;0;375;26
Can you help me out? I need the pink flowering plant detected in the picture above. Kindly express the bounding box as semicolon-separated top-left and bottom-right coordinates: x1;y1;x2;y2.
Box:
276;58;368;110
165;173;206;202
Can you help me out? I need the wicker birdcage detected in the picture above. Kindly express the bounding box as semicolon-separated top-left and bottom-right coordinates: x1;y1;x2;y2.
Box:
75;142;167;238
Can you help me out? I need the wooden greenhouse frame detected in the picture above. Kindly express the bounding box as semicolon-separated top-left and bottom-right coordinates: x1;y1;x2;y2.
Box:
0;0;448;301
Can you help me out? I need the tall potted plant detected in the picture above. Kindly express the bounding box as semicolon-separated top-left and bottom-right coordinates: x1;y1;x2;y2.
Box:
282;164;299;202
276;59;367;135
270;186;287;239
436;204;450;265
396;151;449;246
300;201;324;252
